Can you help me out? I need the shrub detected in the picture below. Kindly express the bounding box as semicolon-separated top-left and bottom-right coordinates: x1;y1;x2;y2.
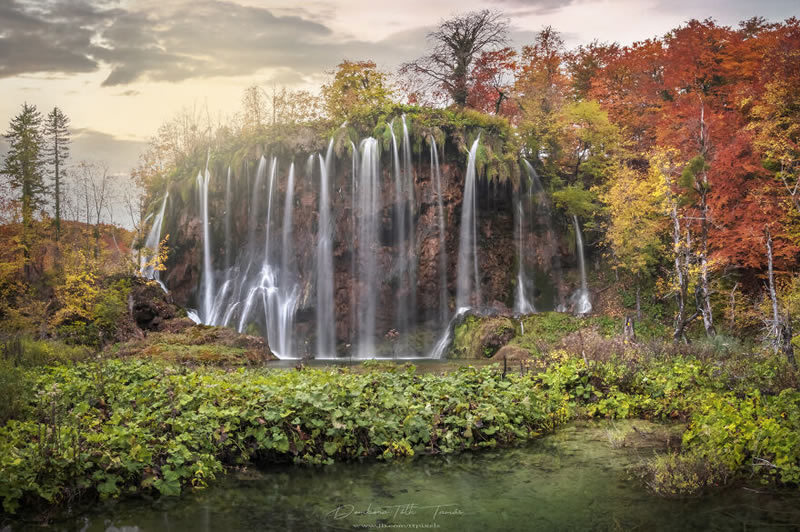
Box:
638;452;730;497
0;361;31;424
91;278;132;343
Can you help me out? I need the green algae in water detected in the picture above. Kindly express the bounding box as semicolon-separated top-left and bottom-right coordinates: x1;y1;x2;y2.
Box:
10;421;800;531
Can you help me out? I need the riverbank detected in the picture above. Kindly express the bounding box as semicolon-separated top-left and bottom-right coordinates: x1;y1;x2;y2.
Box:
1;345;799;525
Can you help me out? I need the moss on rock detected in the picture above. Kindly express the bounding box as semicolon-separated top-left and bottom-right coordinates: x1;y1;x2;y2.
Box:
491;345;531;361
110;323;275;365
449;313;516;359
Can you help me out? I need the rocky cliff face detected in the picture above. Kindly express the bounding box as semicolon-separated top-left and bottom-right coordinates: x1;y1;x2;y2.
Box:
152;134;580;357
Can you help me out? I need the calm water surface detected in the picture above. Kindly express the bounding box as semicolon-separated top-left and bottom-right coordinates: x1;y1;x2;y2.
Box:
9;420;800;531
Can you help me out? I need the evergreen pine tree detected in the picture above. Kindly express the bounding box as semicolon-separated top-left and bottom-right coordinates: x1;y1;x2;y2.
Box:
1;103;46;276
44;107;70;241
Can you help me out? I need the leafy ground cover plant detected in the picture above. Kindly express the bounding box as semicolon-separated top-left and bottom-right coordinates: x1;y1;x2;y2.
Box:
1;347;798;515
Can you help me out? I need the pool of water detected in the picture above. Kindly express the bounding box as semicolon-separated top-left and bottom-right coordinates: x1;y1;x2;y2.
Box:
8;420;800;531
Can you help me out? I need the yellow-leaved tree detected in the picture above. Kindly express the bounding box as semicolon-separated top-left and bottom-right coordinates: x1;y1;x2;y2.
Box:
321;61;396;123
51;250;99;342
601;157;669;317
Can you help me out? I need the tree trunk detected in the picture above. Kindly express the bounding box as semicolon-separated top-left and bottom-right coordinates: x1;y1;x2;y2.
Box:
623;315;636;342
780;312;796;369
635;279;642;322
728;282;738;331
54;135;61;241
766;227;780;340
671;205;687;342
698;188;715;337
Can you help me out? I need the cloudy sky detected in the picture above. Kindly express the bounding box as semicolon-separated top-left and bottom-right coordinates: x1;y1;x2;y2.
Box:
0;0;797;175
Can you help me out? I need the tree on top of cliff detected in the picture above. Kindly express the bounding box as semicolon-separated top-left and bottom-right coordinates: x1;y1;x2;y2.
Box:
400;10;509;107
321;61;396;123
467;47;518;116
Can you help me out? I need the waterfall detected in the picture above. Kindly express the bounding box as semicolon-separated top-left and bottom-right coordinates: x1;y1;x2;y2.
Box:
229;156;268;318
515;199;536;314
455;137;481;312
236;157;276;334
263;158;277;267
401;116;417;341
431;137;448;324
163;118;589;360
430;137;480;359
355;138;381;358
389;117;417;346
248;156;268;257
224;167;232;270
264;162;300;358
349;140;358;344
281;163;296;287
515;171;535;314
140;191;169;290
572;215;592;314
197;168;214;323
522;160;563;311
316;141;336;357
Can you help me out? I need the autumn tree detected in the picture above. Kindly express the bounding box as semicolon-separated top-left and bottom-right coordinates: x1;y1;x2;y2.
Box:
272;88;322;124
467;47;518;115
400;10;508;107
748;19;800;219
565;40;620;100
516;27;570;174
1;103;47;278
321;60;395;122
43;107;70;241
241;85;268;132
588;39;666;154
601;161;668;318
557;100;622;184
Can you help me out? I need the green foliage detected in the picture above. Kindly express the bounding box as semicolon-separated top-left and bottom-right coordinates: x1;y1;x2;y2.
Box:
91;278;132;342
0;360;571;513
321;61;397;123
450;315;515;358
0;361;31;424
1;103;47;228
682;389;800;486
1;345;800;514
679;155;710;194
54;320;100;346
0;336;90;425
559;100;622;183
551;184;598;218
49;253;134;347
638;452;728;497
